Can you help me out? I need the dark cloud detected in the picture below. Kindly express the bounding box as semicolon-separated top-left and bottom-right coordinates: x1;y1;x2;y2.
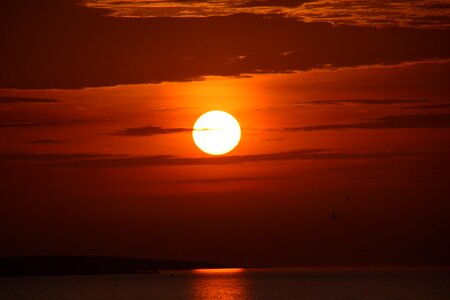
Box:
401;103;450;110
0;122;67;128
0;152;114;162
235;0;313;8
26;139;65;144
87;0;450;30
0;96;61;104
172;175;298;183
1;148;430;168
297;1;450;29
145;0;313;6
407;15;450;27
303;99;429;106
0;120;88;129
421;3;450;9
48;149;426;168
1;0;449;89
280;113;450;132
114;126;191;136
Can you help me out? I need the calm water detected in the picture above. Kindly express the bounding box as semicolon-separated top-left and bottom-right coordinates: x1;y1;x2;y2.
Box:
1;269;449;300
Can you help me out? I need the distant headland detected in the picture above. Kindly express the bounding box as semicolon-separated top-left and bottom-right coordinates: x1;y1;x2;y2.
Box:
0;256;226;277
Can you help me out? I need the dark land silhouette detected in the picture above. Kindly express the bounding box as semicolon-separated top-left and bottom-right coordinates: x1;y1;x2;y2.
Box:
0;256;226;277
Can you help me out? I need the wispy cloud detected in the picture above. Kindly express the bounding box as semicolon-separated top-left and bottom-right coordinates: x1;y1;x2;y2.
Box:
401;103;450;110
49;149;427;168
236;0;313;8
0;152;115;162
114;126;191;137
166;175;299;184
302;99;429;106
0;122;67;128
278;113;450;132
0;120;89;129
0;96;61;104
26;139;65;144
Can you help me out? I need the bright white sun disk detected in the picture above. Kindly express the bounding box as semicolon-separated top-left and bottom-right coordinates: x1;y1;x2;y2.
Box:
192;110;241;155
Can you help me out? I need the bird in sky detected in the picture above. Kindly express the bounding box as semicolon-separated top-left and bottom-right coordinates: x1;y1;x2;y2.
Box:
329;211;337;221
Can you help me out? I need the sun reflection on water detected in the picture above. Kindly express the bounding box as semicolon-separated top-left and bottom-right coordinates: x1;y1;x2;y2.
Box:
190;268;251;300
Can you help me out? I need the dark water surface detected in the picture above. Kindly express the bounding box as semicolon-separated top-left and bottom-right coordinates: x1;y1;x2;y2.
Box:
1;268;449;299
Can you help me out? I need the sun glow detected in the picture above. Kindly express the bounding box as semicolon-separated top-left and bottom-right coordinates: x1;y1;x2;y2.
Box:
193;268;245;274
193;110;241;155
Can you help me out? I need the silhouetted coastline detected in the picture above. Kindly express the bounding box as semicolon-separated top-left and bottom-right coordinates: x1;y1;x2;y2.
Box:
0;256;225;277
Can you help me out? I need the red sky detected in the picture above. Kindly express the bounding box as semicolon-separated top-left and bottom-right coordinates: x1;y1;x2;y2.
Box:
0;0;449;267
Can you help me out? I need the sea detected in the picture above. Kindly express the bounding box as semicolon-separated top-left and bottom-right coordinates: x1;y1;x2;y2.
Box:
1;268;449;300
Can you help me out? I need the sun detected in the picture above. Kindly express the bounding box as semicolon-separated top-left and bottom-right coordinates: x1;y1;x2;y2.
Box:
192;110;241;155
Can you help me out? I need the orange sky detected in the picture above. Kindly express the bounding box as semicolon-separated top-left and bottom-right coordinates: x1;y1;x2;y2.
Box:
0;0;449;267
